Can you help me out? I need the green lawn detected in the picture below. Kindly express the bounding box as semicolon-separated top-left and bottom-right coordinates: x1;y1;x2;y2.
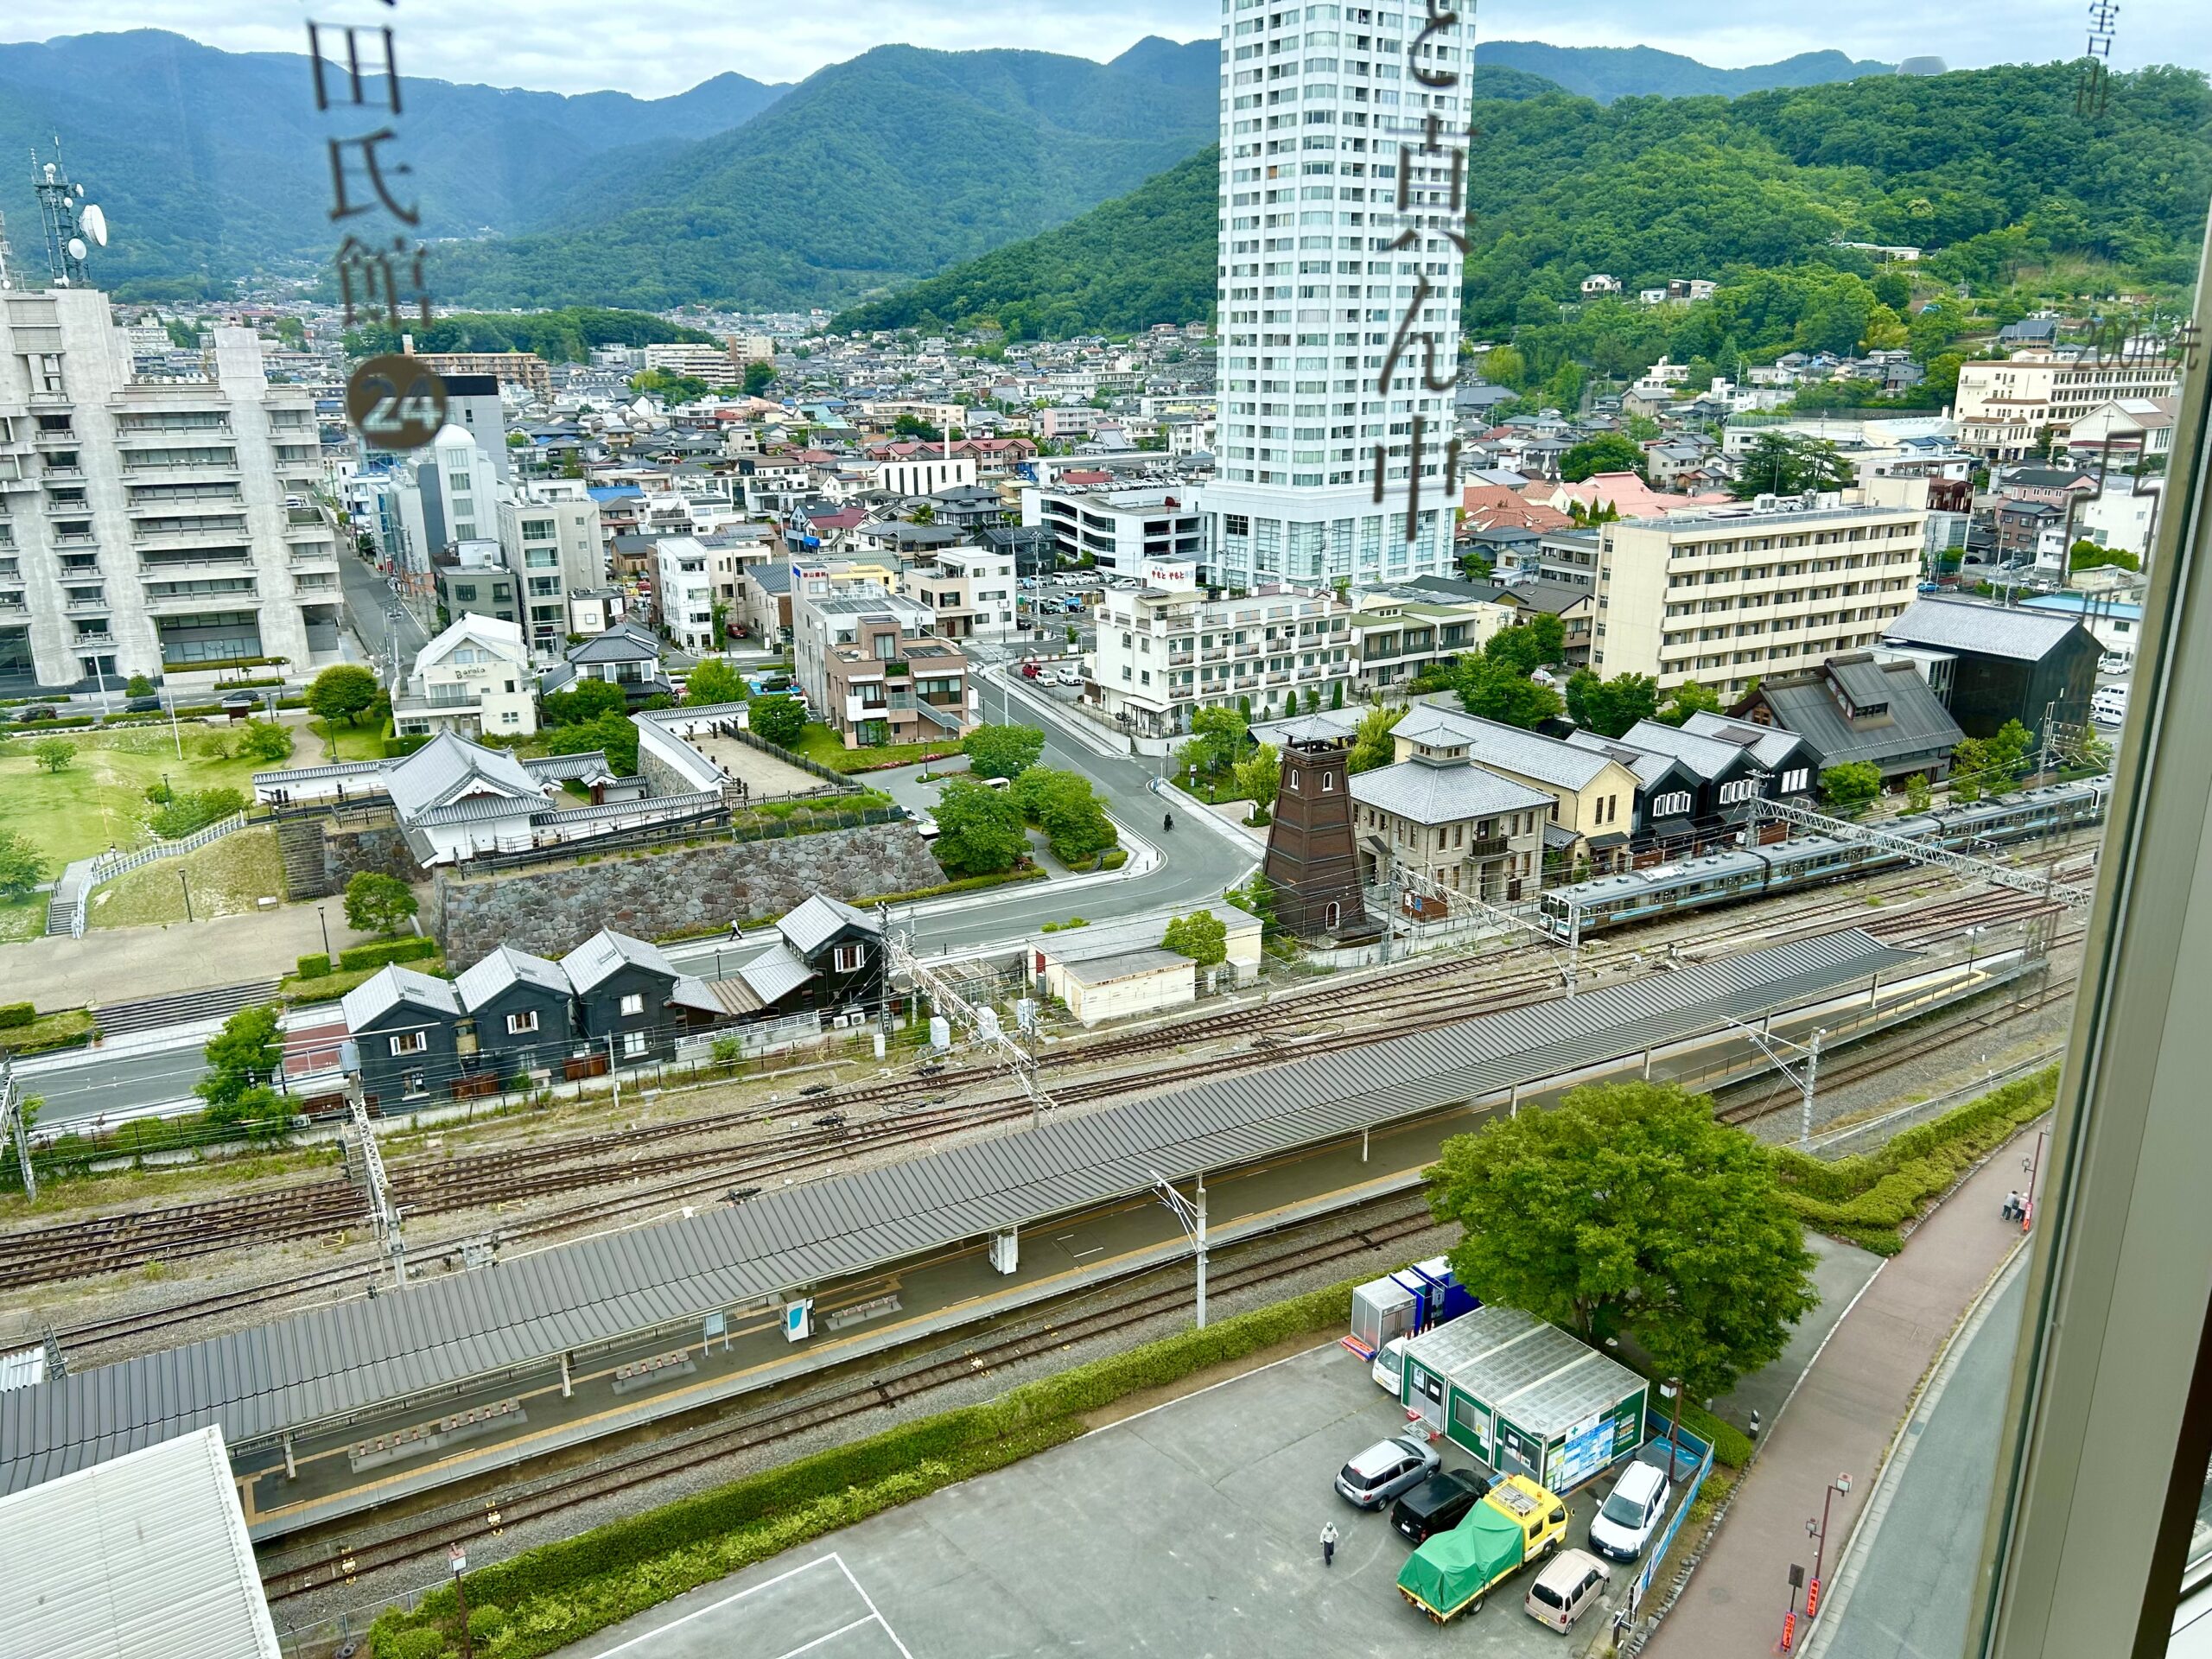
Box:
0;726;272;868
790;721;964;774
87;826;284;929
307;717;387;762
0;893;43;944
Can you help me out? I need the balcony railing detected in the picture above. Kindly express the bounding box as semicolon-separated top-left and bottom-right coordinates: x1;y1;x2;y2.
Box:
1465;837;1511;860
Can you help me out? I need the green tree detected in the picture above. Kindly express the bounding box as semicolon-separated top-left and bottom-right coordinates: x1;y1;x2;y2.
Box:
308;664;383;727
0;830;45;901
932;778;1028;876
344;871;418;937
1655;681;1724;727
747;694;806;749
1012;766;1117;862
1349;702;1408;773
30;737;73;773
683;658;748;707
1559;432;1645;483
1185;705;1249;779
1232;741;1282;812
1731;434;1855;499
1331;680;1345;711
741;361;778;397
195;1003;286;1123
1904;772;1934;813
238;718;296;764
1479;345;1527;387
541;677;630;727
1426;1080;1819;1396
124;674;156;700
964;722;1047;780
1161;908;1229;966
2069;538;2141;574
1484;613;1565;675
541;711;639;774
1820;761;1884;812
1457;658;1564;728
1565;670;1659;737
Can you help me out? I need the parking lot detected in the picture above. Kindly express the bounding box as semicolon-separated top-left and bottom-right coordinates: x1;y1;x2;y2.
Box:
565;1341;1630;1659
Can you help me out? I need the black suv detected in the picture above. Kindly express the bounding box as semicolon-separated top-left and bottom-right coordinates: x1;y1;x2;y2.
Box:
124;695;162;713
1390;1467;1493;1545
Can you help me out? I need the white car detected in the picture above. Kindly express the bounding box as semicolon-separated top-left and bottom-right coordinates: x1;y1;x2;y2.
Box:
1056;665;1084;686
1586;1459;1671;1562
2092;687;2129;727
2099;652;2133;676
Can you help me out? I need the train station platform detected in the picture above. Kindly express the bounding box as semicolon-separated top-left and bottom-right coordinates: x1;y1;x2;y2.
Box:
5;931;1980;1538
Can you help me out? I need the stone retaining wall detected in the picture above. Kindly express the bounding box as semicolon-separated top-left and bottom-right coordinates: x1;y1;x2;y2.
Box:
325;822;429;890
429;820;943;963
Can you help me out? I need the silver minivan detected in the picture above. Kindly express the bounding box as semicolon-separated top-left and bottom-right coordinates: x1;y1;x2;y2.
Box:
1525;1548;1611;1634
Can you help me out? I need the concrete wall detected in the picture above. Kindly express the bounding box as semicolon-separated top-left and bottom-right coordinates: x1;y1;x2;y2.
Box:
430;821;943;963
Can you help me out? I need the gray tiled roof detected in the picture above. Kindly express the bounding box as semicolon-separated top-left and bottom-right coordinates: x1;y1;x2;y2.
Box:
561;928;680;993
1396;704;1613;790
779;893;876;958
1618;720;1757;783
454;944;569;1011
1882;598;2088;664
1680;712;1806;772
1559;729;1697;791
340;963;462;1031
1351;757;1553;825
0;930;1914;1496
384;731;544;822
566;622;661;664
738;943;816;1005
1728;659;1962;769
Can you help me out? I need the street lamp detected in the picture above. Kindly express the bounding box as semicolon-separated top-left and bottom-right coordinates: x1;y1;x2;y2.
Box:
1657;1376;1685;1481
1807;1471;1853;1620
178;871;194;924
317;904;331;959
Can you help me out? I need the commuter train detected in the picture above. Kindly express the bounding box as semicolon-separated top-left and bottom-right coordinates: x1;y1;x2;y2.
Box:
1536;778;2110;938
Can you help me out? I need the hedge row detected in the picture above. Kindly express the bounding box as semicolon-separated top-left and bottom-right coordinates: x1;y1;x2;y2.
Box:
338;936;439;972
0;1002;33;1028
1773;1066;2059;1254
853;865;1049;907
295;955;334;980
372;1274;1370;1658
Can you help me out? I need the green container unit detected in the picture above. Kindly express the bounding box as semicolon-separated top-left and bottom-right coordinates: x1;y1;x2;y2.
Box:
1397;1303;1649;1492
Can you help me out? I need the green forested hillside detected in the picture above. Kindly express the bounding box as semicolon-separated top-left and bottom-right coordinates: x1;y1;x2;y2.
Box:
434;46;1218;311
833;62;2210;352
1476;41;1890;101
343;308;716;363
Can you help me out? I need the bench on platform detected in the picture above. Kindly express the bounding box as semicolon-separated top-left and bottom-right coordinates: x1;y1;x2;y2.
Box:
612;1348;697;1395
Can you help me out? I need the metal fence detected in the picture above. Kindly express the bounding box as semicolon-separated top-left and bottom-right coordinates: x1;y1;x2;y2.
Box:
85;810;248;888
1632;1416;1718;1620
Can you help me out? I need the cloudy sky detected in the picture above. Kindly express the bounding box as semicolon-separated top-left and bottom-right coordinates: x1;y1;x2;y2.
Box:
2;0;2201;96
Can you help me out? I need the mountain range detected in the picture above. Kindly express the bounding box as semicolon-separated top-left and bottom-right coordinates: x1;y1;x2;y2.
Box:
0;29;1911;307
835;62;2212;341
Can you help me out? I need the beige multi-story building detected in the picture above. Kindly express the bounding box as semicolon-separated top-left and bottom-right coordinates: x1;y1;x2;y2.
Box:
810;600;976;749
641;342;738;382
1092;571;1354;738
414;351;552;399
1348;751;1552;905
1955;350;2179;461
1344;588;1515;695
0;287;340;690
1591;479;1929;698
1391;704;1645;871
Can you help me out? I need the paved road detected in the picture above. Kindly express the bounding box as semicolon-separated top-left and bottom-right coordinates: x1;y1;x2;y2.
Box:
1810;1262;2026;1659
338;550;431;673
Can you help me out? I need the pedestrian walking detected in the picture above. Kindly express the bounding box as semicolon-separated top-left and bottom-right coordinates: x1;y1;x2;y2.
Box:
728;919;745;943
2002;1190;2020;1222
1320;1521;1339;1567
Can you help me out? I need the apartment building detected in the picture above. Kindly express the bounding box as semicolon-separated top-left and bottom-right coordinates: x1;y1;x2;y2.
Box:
1024;485;1205;578
1343;585;1512;694
1591;480;1930;697
793;582;975;747
0;288;339;690
652;535;719;654
1955;350;2180;461
1091;574;1354;738
496;482;602;653
413;351;552;400
433;542;519;630
642;342;738;382
900;545;1016;640
877;454;977;497
1202;1;1472;588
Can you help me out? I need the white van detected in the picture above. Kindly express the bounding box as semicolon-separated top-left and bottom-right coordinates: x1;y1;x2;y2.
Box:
1372;1335;1409;1393
2092;685;2129;727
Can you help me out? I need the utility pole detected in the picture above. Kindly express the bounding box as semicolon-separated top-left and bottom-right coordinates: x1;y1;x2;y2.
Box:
1151;1170;1208;1328
1;1058;35;1202
343;1084;406;1287
1731;1018;1825;1148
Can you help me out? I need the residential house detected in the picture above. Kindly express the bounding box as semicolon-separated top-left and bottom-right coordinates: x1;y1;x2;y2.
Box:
1392;704;1645;872
1558;729;1707;856
390;613;537;741
1880;597;2101;740
452;945;575;1085
1723;655;1963;785
900;546;1017;640
1613;717;1812;829
740;561;794;646
652;536;718;653
343;965;466;1111
434;542;520;629
1344;588;1513;694
1092;579;1354;738
560;928;721;1064
539;621;674;704
710;894;884;1024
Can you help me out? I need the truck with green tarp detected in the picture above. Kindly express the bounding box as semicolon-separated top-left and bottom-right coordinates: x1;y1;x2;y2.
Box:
1395;1503;1532;1623
1395;1474;1568;1622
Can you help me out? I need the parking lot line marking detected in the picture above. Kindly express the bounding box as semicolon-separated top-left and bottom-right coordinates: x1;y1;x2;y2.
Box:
1098;1338;1344;1433
590;1553;846;1657
774;1615;880;1659
836;1555;915;1659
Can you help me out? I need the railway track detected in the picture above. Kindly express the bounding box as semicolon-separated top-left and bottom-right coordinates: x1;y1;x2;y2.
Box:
21;849;2096;1325
258;1199;1444;1603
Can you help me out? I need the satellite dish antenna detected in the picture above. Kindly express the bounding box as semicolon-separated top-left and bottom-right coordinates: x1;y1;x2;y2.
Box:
80;204;106;246
66;237;86;263
73;183;85;197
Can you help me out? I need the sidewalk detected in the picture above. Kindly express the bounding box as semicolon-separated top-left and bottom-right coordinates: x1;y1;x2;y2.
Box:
1643;1121;2044;1658
0;903;380;1010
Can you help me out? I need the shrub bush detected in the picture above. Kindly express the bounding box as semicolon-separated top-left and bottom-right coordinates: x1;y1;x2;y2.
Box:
1772;1066;2058;1253
148;786;247;839
338;935;438;972
0;1002;34;1028
295;954;334;980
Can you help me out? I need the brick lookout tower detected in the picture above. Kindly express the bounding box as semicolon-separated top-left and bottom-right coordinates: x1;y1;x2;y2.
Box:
1261;738;1377;940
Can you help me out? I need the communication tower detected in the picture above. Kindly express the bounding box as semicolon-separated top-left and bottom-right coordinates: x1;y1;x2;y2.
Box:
29;141;110;288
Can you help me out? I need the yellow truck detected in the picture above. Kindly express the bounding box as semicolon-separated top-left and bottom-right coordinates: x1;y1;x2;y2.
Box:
1396;1475;1570;1623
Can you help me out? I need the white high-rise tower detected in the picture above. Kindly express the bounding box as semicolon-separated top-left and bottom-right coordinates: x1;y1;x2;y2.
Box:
1203;1;1471;591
